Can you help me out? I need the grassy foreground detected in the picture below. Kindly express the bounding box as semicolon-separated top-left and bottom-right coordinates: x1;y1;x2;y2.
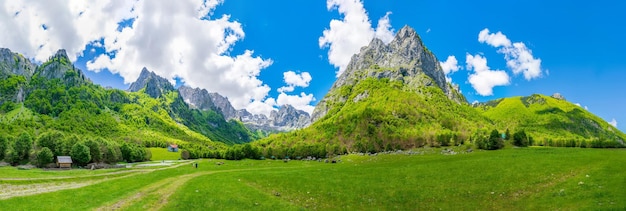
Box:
0;147;624;210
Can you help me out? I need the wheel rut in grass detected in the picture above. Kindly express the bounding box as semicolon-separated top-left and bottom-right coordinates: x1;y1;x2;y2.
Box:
95;166;298;211
0;161;193;200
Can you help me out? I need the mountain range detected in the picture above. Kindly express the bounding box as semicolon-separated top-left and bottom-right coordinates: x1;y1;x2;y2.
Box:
0;47;309;151
257;26;625;155
0;25;624;158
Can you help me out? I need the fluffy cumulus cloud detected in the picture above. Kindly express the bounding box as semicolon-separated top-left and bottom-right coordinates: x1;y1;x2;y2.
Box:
609;118;618;127
439;55;460;82
466;54;510;96
319;0;395;77
278;71;312;93
0;0;135;62
0;0;307;116
478;28;543;80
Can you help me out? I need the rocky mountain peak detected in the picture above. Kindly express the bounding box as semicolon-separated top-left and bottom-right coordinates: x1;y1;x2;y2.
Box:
0;48;36;78
128;67;174;98
178;86;216;111
35;49;91;85
54;49;69;59
311;25;464;122
270;104;311;129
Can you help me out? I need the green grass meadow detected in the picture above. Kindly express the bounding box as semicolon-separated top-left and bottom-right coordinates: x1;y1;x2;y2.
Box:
149;147;182;161
0;147;624;210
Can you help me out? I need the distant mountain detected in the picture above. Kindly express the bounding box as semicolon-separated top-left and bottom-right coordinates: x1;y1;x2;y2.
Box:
311;26;466;122
127;68;256;144
257;26;489;154
256;25;625;156
0;47;259;151
475;93;626;146
178;85;311;132
128;67;174;98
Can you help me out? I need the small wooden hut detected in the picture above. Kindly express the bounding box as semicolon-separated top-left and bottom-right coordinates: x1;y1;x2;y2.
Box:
56;156;73;168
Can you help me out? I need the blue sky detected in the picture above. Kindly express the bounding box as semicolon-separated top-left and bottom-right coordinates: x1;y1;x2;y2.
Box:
0;0;624;131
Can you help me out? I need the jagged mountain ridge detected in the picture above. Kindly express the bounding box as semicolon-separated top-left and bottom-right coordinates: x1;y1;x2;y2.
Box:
311;25;465;122
0;48;228;150
256;25;624;154
177;85;311;132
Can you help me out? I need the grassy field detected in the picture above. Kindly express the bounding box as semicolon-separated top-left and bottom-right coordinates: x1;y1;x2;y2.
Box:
149;147;182;161
0;147;624;210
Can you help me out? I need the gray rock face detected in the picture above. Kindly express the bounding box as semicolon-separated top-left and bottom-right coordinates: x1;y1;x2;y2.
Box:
0;48;36;78
270;105;311;129
178;86;311;132
208;92;238;119
178;86;216;111
35;49;91;85
551;93;566;100
128;67;174;98
311;25;465;122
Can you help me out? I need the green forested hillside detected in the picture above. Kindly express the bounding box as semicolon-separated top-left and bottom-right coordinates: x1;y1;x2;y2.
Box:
476;94;626;147
0;49;263;165
254;76;494;158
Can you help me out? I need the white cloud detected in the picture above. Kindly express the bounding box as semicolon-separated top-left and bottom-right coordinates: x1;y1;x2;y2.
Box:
0;0;281;115
278;71;312;93
319;0;395;77
374;12;394;44
575;103;581;107
585;106;588;110
439;55;460;82
246;98;277;117
466;54;510;96
478;28;543;80
478;29;511;48
609;118;618;127
276;92;316;115
0;0;134;62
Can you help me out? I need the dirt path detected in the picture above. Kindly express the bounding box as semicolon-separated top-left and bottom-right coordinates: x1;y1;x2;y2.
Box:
0;161;193;200
0;161;192;181
94;166;295;211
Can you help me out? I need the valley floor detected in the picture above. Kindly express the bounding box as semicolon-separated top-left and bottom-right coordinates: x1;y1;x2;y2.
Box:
0;147;624;210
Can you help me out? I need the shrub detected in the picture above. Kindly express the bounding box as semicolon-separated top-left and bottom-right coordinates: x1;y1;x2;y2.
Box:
37;131;65;156
36;147;54;168
14;132;33;161
487;129;504;150
0;134;8;161
181;150;190;160
513;130;529;147
70;143;91;166
84;139;102;163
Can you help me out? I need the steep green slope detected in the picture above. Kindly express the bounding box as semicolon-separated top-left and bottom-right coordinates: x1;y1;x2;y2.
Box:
476;94;625;147
255;77;492;157
0;48;259;152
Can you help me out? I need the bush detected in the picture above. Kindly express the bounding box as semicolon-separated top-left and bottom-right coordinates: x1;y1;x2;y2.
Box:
144;148;152;161
513;130;529;147
70;143;91;166
0;134;8;161
84;139;102;163
36;147;54;168
15;132;33;161
181;150;190;160
477;129;504;150
37;131;65;156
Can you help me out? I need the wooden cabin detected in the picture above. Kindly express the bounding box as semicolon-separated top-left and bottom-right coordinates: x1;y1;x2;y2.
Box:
56;156;73;168
168;144;179;152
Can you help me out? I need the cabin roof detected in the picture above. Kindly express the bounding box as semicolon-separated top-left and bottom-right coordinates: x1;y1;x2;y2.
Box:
57;156;73;164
